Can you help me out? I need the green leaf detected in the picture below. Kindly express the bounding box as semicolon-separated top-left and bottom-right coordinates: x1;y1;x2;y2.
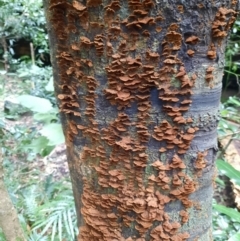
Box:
228;233;240;241
68;209;75;239
228;97;240;107
51;220;57;241
58;211;62;241
216;159;240;186
0;70;7;75
215;177;225;187
0;228;6;241
17;95;53;113
213;204;240;222
41;145;55;157
39;123;65;146
34;111;58;124
0;119;5;129
23;136;49;154
63;211;71;239
45;77;54;92
34;214;57;231
18;71;30;78
217;215;229;229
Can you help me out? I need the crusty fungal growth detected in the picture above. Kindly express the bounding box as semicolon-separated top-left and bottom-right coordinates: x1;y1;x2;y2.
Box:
205;66;215;87
44;0;239;240
187;49;195;57
207;44;217;60
208;6;238;59
195;151;207;177
212;7;236;39
185;36;199;45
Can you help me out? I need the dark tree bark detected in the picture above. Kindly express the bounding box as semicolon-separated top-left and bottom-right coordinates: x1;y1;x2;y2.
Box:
44;1;239;240
0;37;9;71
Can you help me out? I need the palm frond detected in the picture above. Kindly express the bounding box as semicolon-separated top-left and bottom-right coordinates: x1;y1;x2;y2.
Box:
32;186;77;241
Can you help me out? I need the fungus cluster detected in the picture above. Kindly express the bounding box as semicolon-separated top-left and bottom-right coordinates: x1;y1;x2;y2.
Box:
185;35;199;45
212;7;236;40
47;0;230;240
72;0;89;29
207;43;217;60
94;34;105;56
105;54;161;109
57;85;80;117
153;121;198;154
86;0;102;7
153;25;197;157
48;1;83;144
177;5;184;14
84;76;99;118
208;6;237;60
205;65;215;87
194;151;207;177
150;154;196;206
80;36;92;49
187;49;195;57
232;0;238;5
48;0;103;147
121;0;156;39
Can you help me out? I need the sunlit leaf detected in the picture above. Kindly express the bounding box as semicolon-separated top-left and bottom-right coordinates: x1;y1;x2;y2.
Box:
217;215;229;229
34;110;58;124
39;123;65;145
213;204;240;222
228;97;240;107
23;136;49;154
58;213;62;241
51;220;57;241
228;233;240;241
45;77;54;92
68;209;75;239
217;159;240;186
17;95;53;113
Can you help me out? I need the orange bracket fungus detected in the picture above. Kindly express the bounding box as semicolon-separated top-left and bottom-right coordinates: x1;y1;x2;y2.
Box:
44;0;240;240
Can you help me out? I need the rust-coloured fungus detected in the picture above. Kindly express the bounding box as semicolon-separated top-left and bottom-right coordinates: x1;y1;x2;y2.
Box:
155;26;162;32
86;0;102;7
185;36;199;45
195;151;207;177
212;7;237;40
46;0;236;240
187;49;195;57
177;5;184;13
205;65;215;86
72;1;86;11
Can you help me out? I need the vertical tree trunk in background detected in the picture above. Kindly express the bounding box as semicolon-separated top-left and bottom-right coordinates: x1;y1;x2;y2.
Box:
0;151;26;241
44;1;239;240
0;37;9;71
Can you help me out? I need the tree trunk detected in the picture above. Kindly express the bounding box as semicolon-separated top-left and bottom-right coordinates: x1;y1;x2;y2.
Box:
44;1;239;240
0;151;26;241
0;37;9;71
